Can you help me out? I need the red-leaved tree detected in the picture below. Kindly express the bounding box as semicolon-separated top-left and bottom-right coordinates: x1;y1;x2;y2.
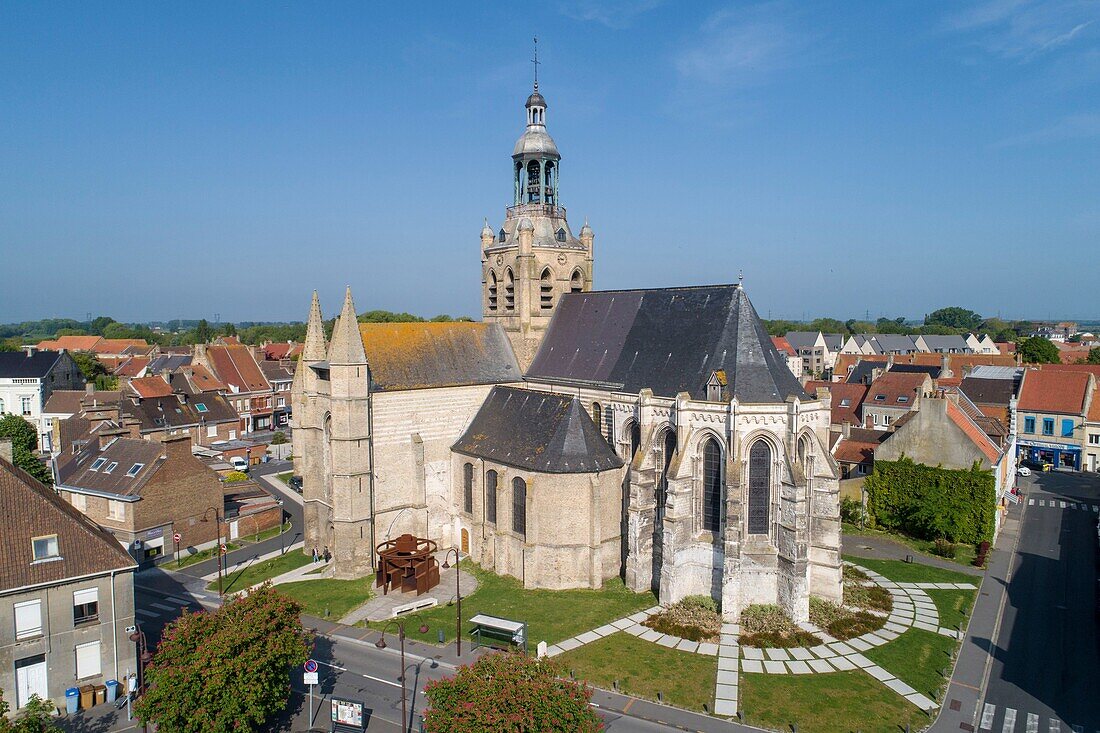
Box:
134;583;311;733
423;652;603;732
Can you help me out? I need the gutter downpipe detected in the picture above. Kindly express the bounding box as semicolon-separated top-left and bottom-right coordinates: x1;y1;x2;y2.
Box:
367;366;377;571
111;568;119;680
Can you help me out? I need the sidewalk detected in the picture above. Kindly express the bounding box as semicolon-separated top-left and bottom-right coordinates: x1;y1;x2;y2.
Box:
842;532;985;576
200;540;305;583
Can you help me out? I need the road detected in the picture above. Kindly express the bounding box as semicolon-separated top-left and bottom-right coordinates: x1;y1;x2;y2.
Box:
976;471;1100;733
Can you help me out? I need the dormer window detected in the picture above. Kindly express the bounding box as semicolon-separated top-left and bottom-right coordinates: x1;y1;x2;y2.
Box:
556;228;566;242
32;534;59;561
839;399;851;407
706;370;727;402
498;228;506;243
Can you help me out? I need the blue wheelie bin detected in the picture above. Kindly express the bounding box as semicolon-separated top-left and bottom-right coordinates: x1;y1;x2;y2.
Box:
65;687;79;714
105;679;119;703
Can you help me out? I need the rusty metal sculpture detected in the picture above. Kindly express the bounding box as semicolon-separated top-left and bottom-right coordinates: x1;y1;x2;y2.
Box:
375;534;440;596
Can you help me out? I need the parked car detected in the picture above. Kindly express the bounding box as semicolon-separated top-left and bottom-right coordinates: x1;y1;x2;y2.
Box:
229;456;250;473
289;475;303;493
1017;466;1032;476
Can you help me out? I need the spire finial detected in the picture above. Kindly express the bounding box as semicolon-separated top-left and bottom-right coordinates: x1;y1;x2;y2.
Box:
738;269;744;285
532;36;540;91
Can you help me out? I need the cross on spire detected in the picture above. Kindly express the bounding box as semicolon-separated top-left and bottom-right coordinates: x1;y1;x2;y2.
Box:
531;36;540;91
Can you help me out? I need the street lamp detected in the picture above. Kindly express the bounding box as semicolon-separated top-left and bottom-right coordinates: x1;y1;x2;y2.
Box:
200;506;224;597
277;499;285;555
440;548;463;657
376;616;429;733
129;624;154;733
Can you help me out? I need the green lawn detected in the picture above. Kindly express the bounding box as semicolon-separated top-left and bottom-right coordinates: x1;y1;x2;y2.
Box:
843;523;979;567
740;671;926;733
843;555;981;585
280;577;375;620
275;471;293;485
175;542;242;569
555;632;716;713
926;589;976;631
864;628;958;701
368;561;655;647
209;550;311;594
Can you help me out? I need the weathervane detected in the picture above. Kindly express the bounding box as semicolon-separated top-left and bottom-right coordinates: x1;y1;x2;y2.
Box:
532;36;540;91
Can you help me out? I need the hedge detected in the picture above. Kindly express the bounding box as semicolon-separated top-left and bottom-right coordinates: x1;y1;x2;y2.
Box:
864;456;995;544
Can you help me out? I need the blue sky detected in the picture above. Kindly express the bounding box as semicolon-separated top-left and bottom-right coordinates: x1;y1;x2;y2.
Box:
2;1;1098;324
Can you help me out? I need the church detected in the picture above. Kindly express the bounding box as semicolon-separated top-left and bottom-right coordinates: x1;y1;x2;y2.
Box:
291;76;842;622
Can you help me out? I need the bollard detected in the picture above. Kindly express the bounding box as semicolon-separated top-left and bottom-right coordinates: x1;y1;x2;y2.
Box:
703;703;708;714
612;680;618;690
437;629;445;644
657;691;662;703
569;669;574;680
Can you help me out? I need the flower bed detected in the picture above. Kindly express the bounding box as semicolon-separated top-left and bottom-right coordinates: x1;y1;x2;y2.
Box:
738;604;821;648
843;581;893;613
808;597;885;641
642;595;721;643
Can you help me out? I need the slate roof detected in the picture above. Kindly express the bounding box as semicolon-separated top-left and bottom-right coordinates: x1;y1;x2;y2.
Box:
920;335;970;351
258;360;295;383
358;322;521;392
1018;370;1090;415
146;354;192;373
872;335;920;353
0;454;136;591
527;284;808;402
453;386;623;474
784;332;820;351
57;436;166;498
43;390;121;415
0;350;63;379
960;377;1016;406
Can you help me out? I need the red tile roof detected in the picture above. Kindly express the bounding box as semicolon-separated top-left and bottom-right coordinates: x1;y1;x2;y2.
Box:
771;336;795;356
864;371;930;408
183;364;226;392
1018;369;1090;415
945;400;1002;464
129;376;174;399
113;357;149;377
36;335;103;352
206;345;270;393
1039;363;1100;379
805;380;867;425
262;343;300;360
90;338;151;355
834;437;880;465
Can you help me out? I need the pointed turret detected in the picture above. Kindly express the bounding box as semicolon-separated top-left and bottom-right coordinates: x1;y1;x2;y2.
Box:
327;286;367;366
301;290;327;363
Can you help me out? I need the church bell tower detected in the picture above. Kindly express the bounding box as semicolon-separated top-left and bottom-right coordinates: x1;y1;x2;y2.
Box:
481;42;593;371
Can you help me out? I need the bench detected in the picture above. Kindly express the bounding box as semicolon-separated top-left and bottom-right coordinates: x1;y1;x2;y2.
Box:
468;613;527;653
391;597;438;618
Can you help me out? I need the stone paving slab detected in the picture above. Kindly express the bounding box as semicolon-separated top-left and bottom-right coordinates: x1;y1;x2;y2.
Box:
720;633;739;645
765;647;791;661
884;621;908;633
938;627;960;638
865;664;894;681
878;629;900;641
720;623;740;634
545;645;563;657
639;629;662;642
848;653;874;668
656;634;679;648
714;699;738;717
953;582;977;589
847;637;873;652
676;639;699;653
624;623;646;636
914;621;940;632
741;659;764;673
576;631;601;644
809;645;834;659
807;658;835;673
763;660;788;674
788;647;814;660
865;632;891;646
905;692;936;711
698;642;719;656
558;638;582;652
610;617;634;630
593;624;617;636
742;646;765;660
828;641;856;655
787;660;812;674
830;655;857;671
718;655;739;671
627;611;650;623
717;669;739;685
644;606;663;615
884;677;917;696
715;683;738;700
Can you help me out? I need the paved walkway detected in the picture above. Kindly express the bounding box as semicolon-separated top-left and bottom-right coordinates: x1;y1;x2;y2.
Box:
339;565;478;625
842;531;984;576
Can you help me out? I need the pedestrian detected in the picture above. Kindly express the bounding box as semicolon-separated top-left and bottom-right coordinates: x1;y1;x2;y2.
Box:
312;547;318;563
323;546;330;563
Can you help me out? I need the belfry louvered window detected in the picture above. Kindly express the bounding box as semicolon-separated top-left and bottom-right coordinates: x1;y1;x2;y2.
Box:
504;269;515;311
747;440;771;535
488;271;498;312
540;269;553;309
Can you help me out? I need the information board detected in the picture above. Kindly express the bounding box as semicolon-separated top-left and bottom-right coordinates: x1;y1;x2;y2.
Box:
331;698;364;729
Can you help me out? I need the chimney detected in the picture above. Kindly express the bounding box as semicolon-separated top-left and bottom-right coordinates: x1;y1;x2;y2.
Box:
160;433;193;461
85;383;95;396
123;417;143;439
22;345;36;358
941;354;951;377
842;421;851;439
0;437;12;464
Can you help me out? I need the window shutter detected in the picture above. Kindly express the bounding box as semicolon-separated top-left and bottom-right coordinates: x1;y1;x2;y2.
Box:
14;600;42;638
75;641;101;679
74;588;99;606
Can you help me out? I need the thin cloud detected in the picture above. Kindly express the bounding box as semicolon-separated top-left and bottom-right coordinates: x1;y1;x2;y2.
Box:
944;0;1099;61
994;111;1100;146
556;0;663;29
674;3;801;87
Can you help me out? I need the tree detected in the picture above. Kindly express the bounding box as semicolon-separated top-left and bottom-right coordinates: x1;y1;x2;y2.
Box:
1018;336;1061;364
88;316;116;335
423;652;603;732
134;584;311;733
0;415;52;485
0;690;60;732
925;307;982;331
271;431;287;445
194;319;213;344
71;351;107;381
1085;347;1100;365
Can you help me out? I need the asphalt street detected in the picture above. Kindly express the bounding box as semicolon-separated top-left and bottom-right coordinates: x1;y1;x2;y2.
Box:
976;471;1100;733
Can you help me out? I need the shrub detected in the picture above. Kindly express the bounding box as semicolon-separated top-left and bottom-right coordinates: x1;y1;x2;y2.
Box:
224;471;249;483
271;431;287;445
843;583;893;613
738;604;821;648
842;564;870;582
809;597;886;640
840;496;865;525
642;596;721;642
932;538;957;559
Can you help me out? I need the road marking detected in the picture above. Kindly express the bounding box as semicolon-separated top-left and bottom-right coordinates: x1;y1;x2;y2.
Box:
981;703;996;730
1002;708;1017;733
136;609;158;618
1026;714;1039;733
1028;499;1035;506
166;596;190;605
1050;720;1061;733
150;602;176;612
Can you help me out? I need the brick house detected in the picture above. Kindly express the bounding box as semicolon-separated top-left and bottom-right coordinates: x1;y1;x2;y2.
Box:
194;345;273;434
0;439;137;712
54;432;226;565
258;360;294;429
860;371;932;430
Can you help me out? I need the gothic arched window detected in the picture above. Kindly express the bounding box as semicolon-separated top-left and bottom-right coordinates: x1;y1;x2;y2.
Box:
540;268;553;310
656;429;676;522
592;402;602;436
463;463;473;514
504;268;515;311
570;269;584;293
487;270;498;312
747;440;771;535
486;469;498;524
512;477;527;536
702;438;723;532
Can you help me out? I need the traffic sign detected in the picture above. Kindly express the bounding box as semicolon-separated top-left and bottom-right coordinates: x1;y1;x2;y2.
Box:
303;671;318;685
304;659;318;673
173;532;182;543
219;543;227;554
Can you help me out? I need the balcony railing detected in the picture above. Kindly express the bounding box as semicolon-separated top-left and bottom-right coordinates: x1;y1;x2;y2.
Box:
506;203;566;219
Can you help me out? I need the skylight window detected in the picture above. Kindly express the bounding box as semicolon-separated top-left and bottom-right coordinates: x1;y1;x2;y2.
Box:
839;399;851;407
874;394;886;401
195;403;208;413
126;463;144;477
897;396;910;403
90;458;107;471
103;462;118;474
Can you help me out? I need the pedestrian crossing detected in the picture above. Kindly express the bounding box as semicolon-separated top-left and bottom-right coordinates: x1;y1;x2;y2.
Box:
978;703;1094;733
1026;498;1100;512
135;593;200;620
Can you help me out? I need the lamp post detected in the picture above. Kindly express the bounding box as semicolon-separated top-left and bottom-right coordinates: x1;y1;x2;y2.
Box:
376;616;429;733
129;624;154;733
201;506;224;598
278;499;285;555
440;548;462;657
